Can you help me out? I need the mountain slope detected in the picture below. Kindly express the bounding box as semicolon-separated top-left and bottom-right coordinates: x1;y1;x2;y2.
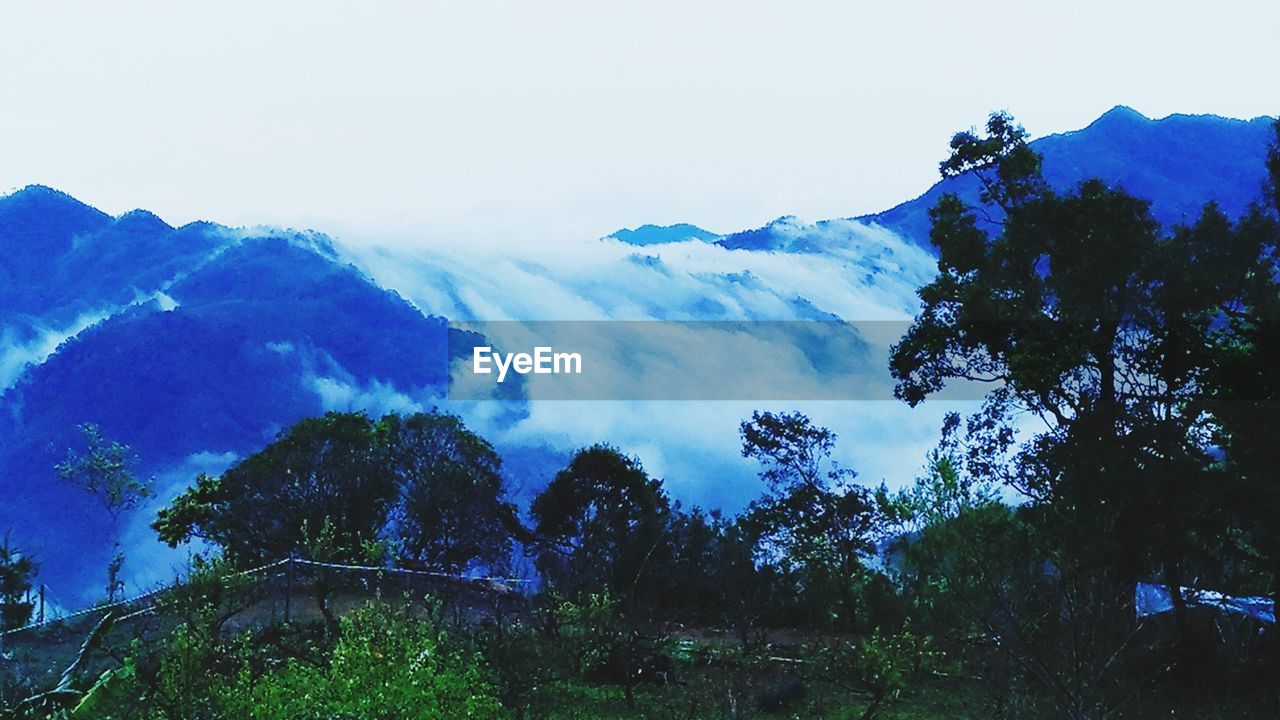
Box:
0;203;456;604
860;107;1278;248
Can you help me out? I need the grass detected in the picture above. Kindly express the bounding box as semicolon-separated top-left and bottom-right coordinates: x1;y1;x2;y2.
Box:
537;672;991;719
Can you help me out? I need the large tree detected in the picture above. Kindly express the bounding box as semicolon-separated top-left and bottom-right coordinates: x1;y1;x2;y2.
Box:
382;412;519;574
1205;120;1280;607
156;410;522;575
889;112;1235;600
530;445;671;609
154;412;398;562
886;112;1268;713
739;411;876;632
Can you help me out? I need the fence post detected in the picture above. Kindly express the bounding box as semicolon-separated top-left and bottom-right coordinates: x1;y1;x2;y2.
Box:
284;557;293;623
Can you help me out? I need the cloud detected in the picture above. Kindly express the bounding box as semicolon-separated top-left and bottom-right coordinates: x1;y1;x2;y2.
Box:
0;310;112;389
0;278;198;391
308;375;427;416
331;219;967;513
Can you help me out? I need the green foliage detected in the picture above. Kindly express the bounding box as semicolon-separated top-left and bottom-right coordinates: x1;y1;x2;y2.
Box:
153;412;397;564
152;474;221;549
1203;118;1280;602
56;424;154;518
474;619;563;719
663;507;767;633
150;619;231;719
876;413;1024;635
739;411;877;632
740;410;847;491
938;111;1045;209
814;626;940;720
876;414;999;533
154;411;516;578
158;554;262;637
889;112;1238;585
556;593;625;679
381;412;518;574
531;446;671;610
885;109;1280;716
69;602;502;720
551;592;673;712
230;603;503;719
29;115;1280;717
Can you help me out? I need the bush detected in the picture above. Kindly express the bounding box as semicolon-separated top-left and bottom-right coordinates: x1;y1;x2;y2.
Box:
71;601;503;720
226;603;503;719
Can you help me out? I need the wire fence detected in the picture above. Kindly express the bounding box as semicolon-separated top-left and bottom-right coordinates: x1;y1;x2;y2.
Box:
0;557;534;644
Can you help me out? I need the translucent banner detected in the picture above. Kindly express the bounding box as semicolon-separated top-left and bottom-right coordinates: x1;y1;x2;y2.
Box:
446;320;991;401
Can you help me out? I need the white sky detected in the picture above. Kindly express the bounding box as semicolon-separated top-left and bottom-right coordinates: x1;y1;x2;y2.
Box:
1;1;1276;250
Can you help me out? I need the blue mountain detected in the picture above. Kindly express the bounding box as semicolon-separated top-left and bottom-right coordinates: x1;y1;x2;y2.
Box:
605;108;1276;253
0;191;457;603
860;106;1278;248
0;186;225;326
607;223;718;246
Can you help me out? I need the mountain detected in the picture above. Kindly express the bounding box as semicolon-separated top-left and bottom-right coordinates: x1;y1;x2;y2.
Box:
861;107;1278;248
714;215;905;254
0;187;225;326
606;223;718;246
0;191;457;604
604;108;1276;253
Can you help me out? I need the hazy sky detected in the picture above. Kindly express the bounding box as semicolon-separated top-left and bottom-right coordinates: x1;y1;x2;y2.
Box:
1;1;1276;249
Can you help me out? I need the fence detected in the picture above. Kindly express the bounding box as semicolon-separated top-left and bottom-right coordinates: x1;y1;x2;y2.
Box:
0;557;534;647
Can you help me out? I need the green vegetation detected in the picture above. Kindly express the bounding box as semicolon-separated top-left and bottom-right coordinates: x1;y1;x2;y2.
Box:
0;536;36;631
4;112;1280;718
56;423;154;519
64;601;503;720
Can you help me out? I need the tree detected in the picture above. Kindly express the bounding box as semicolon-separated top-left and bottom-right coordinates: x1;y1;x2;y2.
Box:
56;423;153;518
887;111;1257;715
890;110;1237;601
382;412;519;574
154;411;523;633
154;412;397;563
739;411;877;632
1204;120;1280;612
877;413;1029;647
529;446;679;710
0;534;37;631
530;445;671;610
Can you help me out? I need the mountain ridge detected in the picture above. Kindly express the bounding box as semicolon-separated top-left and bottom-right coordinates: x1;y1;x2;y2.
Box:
857;106;1278;248
604;107;1277;253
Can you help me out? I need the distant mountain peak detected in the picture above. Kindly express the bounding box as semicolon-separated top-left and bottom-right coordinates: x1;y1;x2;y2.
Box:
716;215;811;252
115;208;174;233
1093;105;1150;125
607;223;718;246
0;185;114;277
1;184;107;217
764;214;804;228
860;106;1279;249
5;183;75;201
